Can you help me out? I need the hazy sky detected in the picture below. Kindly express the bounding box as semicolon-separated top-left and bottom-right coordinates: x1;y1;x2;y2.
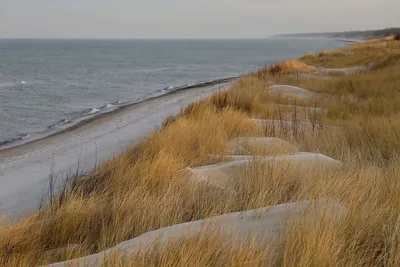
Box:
1;0;399;38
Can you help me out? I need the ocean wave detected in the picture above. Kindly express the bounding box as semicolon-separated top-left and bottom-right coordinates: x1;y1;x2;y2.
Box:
1;76;238;149
0;134;31;147
67;100;123;117
163;86;174;91
113;99;124;105
155;86;174;93
86;108;101;115
0;139;15;146
48;119;71;129
21;134;31;140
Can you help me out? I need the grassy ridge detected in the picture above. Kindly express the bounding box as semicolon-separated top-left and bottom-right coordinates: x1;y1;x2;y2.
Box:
1;36;400;266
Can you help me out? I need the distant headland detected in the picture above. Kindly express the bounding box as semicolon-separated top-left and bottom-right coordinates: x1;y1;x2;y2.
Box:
272;27;400;41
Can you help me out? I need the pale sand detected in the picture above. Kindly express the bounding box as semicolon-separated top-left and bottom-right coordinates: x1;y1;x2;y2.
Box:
269;85;313;98
0;82;235;221
46;199;347;267
290;73;332;80
189;152;343;189
313;64;374;76
276;104;328;115
228;137;297;155
251;119;324;130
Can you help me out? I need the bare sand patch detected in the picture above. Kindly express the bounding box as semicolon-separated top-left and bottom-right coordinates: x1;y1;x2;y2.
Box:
276;104;328;115
313;64;373;76
46;199;346;267
251;119;325;133
228;137;297;155
269;85;314;99
290;73;332;80
188;152;343;189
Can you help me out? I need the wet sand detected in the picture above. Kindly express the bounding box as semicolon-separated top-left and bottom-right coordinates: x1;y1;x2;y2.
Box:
0;80;235;221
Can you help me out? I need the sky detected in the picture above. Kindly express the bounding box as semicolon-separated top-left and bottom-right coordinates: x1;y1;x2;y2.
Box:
1;0;399;39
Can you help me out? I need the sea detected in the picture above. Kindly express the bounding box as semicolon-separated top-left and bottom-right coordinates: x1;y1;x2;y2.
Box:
0;38;345;148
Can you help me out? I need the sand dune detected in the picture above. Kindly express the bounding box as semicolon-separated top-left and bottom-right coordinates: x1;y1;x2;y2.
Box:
46;199;347;267
228;137;297;155
276;104;328;115
313;64;373;76
251;119;325;132
291;72;332;80
269;85;314;98
188;152;343;189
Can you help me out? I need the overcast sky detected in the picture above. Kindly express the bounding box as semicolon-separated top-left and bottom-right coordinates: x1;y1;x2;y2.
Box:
1;0;399;39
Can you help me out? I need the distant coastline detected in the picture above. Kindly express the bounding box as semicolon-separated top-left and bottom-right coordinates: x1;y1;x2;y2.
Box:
0;77;238;152
272;28;400;41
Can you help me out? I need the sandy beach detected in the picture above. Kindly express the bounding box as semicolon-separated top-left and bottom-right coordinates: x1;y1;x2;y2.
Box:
0;81;235;221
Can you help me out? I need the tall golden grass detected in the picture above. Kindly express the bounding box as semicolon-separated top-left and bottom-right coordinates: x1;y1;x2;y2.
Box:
256;60;312;79
300;35;400;68
1;37;400;266
102;231;274;267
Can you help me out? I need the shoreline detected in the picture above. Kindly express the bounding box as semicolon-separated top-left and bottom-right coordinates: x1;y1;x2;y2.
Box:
0;80;235;220
270;36;364;43
0;77;238;154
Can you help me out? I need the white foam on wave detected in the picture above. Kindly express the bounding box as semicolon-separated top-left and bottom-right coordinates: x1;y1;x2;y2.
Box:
0;134;32;146
21;81;26;84
157;86;174;93
50;119;70;128
58;119;69;124
105;104;114;109
87;108;101;115
21;134;31;140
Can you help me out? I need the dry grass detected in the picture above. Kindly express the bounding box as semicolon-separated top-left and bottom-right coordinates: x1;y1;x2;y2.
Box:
256;60;312;78
1;37;400;266
318;50;347;57
281;162;400;267
102;231;274;267
228;137;298;156
0;108;261;265
301;36;400;68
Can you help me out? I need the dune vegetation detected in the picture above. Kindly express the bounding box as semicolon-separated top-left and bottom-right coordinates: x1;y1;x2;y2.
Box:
1;36;400;266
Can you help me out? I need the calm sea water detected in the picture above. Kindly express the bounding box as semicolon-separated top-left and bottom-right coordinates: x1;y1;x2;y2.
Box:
0;38;344;147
